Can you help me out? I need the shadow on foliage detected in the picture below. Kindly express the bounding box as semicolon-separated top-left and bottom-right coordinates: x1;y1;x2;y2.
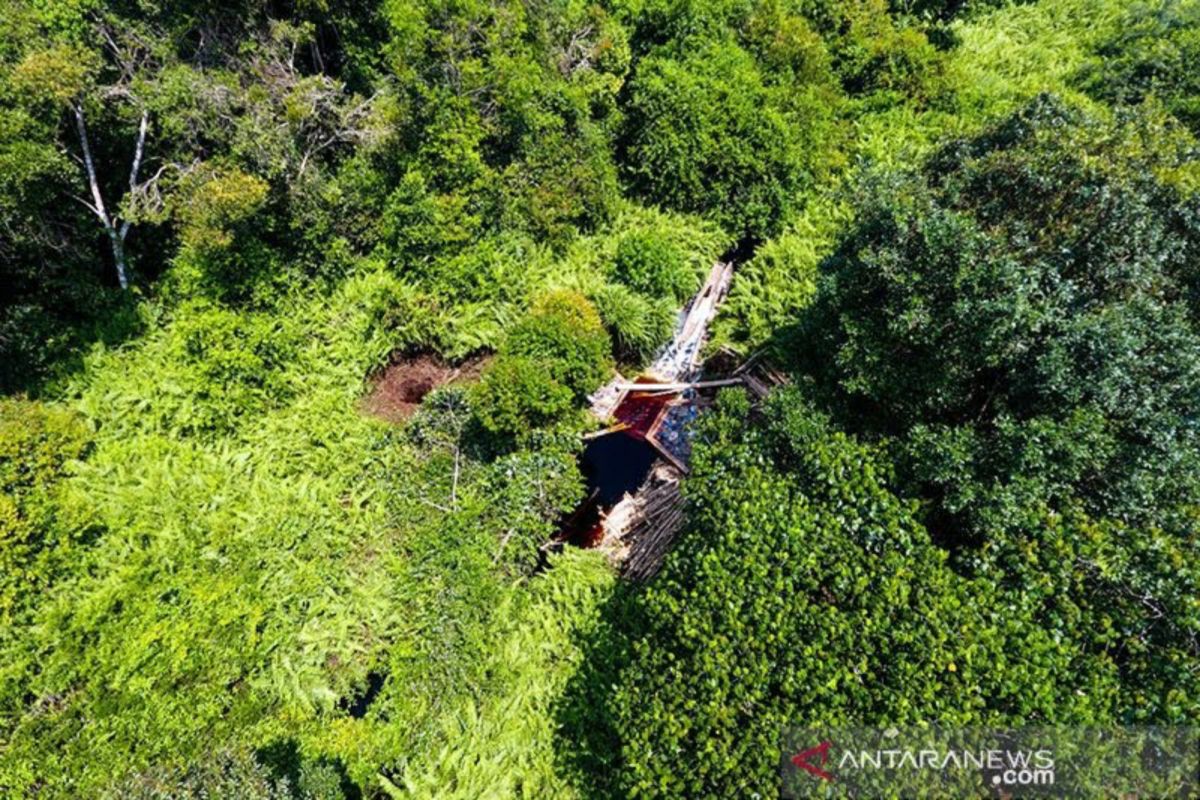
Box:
258;738;361;800
1;282;145;397
551;579;648;800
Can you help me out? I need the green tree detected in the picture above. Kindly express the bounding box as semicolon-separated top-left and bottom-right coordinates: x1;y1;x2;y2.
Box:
600;389;1109;798
622;37;839;238
778;95;1200;726
798;96;1200;537
0;1;386;388
375;0;629;260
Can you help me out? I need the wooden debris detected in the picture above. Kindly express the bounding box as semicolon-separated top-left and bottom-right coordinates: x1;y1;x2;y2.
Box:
741;356;790;399
611;377;743;392
742;372;771;399
620;471;687;582
649;260;734;382
588;369;628;419
574;259;786;580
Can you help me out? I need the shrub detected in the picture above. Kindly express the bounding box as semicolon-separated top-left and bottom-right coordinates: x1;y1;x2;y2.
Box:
340;267;447;365
175;168;271;253
163;303;296;436
713;224;829;350
485;442;586;574
503;290;612;399
602;389;1107;798
823;4;945;99
472;290;612;441
0;398;90;625
589;283;676;364
170;166;273;299
103;748;295;800
612;230;695;302
1078;1;1200;134
471;355;575;440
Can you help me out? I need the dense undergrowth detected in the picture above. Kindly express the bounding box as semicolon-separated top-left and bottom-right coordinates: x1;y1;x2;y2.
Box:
2;0;1199;797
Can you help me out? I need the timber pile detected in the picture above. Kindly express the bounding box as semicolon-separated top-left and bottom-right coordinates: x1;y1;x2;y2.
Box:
621;474;687;582
732;349;791;399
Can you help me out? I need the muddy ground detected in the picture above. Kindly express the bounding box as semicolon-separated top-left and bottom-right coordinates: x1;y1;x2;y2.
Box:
360;353;489;423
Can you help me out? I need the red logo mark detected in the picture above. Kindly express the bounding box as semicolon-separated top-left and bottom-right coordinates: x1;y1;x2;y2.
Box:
792;741;834;781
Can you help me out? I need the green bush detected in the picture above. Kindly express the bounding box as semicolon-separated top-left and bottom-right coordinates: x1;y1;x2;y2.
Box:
597;389;1110;798
394;550;615;799
589;283;676;364
472;290;612;440
503;290;612;400
471;355;575;440
485;443;586;574
1078;0;1200;134
417;234;545;305
168;166;276;301
340;267;447;364
819;2;946;99
0;398;90;626
612;230;695;302
0;399;90;501
713;220;833;350
103;748;294;800
164;304;296;436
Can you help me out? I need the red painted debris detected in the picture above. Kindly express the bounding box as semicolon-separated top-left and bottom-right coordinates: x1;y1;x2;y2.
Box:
558;377;712;549
612;377;675;439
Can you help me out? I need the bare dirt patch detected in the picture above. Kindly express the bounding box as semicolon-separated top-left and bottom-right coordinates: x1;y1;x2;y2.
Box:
360;353;489;423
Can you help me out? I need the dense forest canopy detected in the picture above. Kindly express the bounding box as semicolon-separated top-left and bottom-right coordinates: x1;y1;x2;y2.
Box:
1;0;1198;797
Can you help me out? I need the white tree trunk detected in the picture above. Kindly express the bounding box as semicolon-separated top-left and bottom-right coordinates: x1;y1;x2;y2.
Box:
72;104;148;291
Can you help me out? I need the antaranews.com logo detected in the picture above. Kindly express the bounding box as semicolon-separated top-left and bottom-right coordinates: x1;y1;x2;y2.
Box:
780;726;1198;798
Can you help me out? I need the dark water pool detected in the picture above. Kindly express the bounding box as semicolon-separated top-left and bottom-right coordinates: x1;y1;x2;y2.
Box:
559;432;658;547
581;432;657;507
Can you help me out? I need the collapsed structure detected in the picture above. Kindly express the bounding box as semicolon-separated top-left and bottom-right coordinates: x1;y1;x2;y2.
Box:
566;260;786;580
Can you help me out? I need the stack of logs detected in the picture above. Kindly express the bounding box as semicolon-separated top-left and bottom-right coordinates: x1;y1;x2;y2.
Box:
621;475;687;582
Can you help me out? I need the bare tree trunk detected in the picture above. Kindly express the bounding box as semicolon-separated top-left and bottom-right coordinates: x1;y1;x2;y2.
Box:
105;227;128;290
72;103;148;290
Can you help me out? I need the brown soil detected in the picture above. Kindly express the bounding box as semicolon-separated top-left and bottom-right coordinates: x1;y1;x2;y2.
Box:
360;353;489;423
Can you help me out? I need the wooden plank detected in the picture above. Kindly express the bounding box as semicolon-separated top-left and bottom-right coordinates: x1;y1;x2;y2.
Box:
643;434;689;474
743;373;770;399
613;377;744;392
